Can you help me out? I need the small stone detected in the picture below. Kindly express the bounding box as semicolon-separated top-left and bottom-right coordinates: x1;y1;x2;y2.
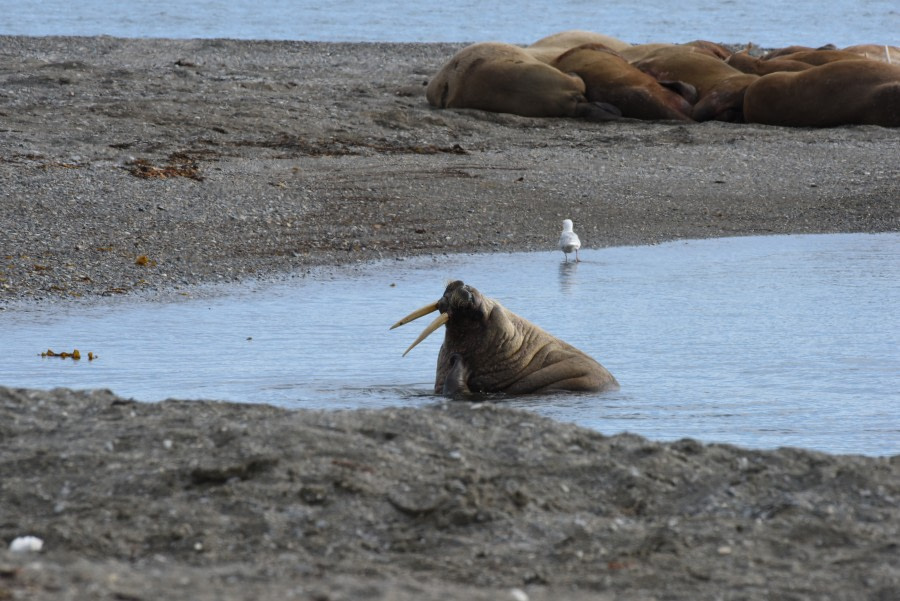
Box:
9;536;43;552
509;588;529;601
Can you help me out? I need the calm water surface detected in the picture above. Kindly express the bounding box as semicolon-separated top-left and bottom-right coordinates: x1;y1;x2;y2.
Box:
2;234;898;456
0;0;897;47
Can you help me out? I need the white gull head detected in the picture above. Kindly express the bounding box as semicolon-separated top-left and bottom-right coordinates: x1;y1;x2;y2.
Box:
558;219;581;262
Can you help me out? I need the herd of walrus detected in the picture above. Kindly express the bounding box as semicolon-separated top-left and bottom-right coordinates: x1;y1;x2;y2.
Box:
425;30;900;126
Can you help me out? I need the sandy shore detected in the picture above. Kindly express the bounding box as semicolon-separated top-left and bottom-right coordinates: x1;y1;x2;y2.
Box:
1;36;899;600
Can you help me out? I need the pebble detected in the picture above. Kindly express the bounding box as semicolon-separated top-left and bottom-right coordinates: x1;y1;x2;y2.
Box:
9;535;44;552
509;588;529;601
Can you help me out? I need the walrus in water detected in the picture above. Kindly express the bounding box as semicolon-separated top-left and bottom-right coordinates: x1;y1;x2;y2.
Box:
391;281;618;396
743;60;900;127
425;42;621;121
552;43;695;121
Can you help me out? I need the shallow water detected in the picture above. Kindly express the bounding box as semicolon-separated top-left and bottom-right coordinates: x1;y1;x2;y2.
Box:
0;0;897;47
2;233;898;456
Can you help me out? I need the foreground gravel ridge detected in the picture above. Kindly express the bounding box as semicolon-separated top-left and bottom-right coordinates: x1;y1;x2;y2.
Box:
1;386;898;600
1;36;898;306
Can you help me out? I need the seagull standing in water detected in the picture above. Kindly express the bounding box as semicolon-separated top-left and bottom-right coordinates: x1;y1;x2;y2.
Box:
558;219;581;262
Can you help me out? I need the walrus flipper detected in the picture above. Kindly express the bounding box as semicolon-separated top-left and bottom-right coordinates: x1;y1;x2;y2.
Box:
441;353;472;397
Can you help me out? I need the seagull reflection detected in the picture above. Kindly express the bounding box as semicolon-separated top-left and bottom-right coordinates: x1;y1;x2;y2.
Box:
558;260;579;294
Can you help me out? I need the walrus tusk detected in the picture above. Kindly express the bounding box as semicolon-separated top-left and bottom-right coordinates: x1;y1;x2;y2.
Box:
390;301;439;330
402;312;449;357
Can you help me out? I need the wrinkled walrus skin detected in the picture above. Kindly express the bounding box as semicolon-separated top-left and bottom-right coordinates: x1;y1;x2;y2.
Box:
391;281;619;396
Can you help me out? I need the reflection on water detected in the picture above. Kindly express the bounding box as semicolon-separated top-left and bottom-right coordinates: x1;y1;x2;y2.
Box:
1;234;898;456
558;261;580;295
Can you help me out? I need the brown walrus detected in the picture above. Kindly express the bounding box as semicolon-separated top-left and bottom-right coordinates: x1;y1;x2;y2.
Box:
391;280;618;395
773;49;871;66
552;44;695;121
525;29;632;63
763;44;837;59
631;47;758;122
425;42;621;121
743;60;900;127
683;40;734;60
619;42;726;63
842;44;900;64
726;50;813;75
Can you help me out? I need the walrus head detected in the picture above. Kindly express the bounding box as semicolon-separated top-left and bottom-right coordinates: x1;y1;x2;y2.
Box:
391;281;494;358
392;281;618;395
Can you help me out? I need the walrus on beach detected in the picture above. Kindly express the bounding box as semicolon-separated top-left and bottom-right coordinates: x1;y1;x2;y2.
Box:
619;42;727;63
425;42;622;121
842;44;900;64
763;43;898;64
631;47;758;122
763;44;837;59
391;280;618;396
743;60;900;127
552;44;695;121
683;40;734;60
525;29;632;63
726;50;813;75
772;49;871;66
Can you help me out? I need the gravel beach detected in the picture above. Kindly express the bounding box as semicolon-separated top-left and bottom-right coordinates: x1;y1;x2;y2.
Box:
1;36;899;600
1;36;898;305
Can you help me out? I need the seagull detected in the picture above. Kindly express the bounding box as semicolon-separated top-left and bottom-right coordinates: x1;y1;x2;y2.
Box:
558;219;581;262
